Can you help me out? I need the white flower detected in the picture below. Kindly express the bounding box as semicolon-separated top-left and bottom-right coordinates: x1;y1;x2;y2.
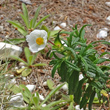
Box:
26;30;47;53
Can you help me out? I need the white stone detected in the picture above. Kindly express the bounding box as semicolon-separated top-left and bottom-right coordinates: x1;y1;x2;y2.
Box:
61;40;67;47
79;74;84;81
0;26;3;31
43;81;47;86
10;74;14;78
9;93;23;107
106;16;110;25
21;66;25;68
19;62;25;66
54;26;61;30
15;66;19;70
26;85;35;92
39;94;44;101
53;21;57;24
0;42;22;59
61;84;68;91
105;2;110;7
19;0;32;5
60;22;66;28
22;77;26;80
75;105;83;110
97;30;107;38
42;104;46;107
5;35;9;38
10;78;16;84
100;27;109;32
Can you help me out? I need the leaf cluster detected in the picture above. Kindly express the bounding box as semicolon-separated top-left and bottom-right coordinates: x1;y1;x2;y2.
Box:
50;25;110;109
11;47;46;76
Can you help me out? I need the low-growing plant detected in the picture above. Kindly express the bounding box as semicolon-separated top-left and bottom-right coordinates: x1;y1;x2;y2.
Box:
11;47;46;76
13;83;71;110
8;3;50;36
49;25;110;109
6;3;59;45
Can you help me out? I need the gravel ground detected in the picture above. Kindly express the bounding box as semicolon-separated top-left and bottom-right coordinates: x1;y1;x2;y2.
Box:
0;0;110;109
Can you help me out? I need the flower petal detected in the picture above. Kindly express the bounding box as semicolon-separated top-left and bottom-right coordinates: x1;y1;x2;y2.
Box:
26;30;47;53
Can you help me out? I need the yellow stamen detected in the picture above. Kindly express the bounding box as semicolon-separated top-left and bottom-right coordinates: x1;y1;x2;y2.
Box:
36;37;44;45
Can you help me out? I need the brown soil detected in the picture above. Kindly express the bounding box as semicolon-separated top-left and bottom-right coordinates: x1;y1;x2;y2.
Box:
0;0;110;109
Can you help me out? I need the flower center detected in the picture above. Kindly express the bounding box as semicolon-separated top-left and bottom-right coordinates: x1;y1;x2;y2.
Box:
36;37;44;45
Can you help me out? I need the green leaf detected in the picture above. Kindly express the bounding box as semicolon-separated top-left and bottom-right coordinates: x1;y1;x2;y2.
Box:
4;38;25;45
58;61;69;82
95;58;110;64
7;20;27;36
10;55;28;66
10;85;21;94
29;19;33;29
40;83;65;106
79;24;91;40
50;30;60;37
20;13;29;29
47;79;54;90
86;71;96;78
52;61;61;78
80;85;92;109
33;96;39;107
24;47;31;64
46;100;67;109
68;70;79;94
22;3;29;28
74;78;85;104
80;56;88;72
65;60;80;72
67;102;74;110
19;84;32;103
54;31;62;48
32;5;41;28
33;63;47;67
34;15;50;29
91;40;110;45
88;91;95;110
64;47;77;61
28;55;34;65
21;68;32;76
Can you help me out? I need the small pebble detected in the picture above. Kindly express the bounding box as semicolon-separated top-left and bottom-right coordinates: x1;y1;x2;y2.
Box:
10;74;14;78
21;66;25;68
75;105;83;110
61;40;67;47
10;78;16;84
43;81;47;86
105;2;110;7
54;26;61;30
61;84;68;91
106;16;110;25
5;35;9;39
79;74;84;81
19;62;25;66
9;93;23;107
26;85;35;92
15;66;19;70
97;30;108;38
42;104;46;107
60;22;66;28
19;0;32;5
22;77;26;80
52;21;57;24
0;26;3;31
39;94;44;101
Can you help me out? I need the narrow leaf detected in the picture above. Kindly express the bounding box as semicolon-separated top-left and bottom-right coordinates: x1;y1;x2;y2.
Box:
34;15;50;29
40;83;65;106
